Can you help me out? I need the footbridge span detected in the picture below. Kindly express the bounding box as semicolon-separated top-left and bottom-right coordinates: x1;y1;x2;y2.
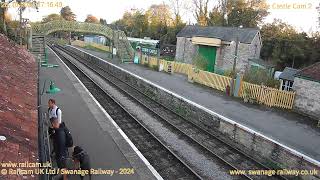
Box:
30;20;133;61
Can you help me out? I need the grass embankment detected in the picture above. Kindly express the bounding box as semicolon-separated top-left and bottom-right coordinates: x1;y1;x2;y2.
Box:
83;44;109;53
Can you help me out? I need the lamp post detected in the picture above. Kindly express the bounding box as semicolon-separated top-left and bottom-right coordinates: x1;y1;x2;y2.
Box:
156;41;160;70
46;81;61;94
230;25;243;96
25;21;32;49
41;79;61;95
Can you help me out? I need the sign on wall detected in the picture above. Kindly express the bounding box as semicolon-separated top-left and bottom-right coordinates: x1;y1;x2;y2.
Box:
141;47;158;56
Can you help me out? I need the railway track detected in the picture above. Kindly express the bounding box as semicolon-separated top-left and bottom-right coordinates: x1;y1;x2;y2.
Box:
52;46;202;180
53;45;287;180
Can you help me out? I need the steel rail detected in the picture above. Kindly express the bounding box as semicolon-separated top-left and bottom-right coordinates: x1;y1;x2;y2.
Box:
58;45;289;180
52;46;203;180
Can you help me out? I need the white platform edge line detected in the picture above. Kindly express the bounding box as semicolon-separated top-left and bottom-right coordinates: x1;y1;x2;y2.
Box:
68;45;320;167
48;46;164;180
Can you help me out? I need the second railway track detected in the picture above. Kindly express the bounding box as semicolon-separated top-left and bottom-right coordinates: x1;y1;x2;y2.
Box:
52;46;202;180
52;45;287;180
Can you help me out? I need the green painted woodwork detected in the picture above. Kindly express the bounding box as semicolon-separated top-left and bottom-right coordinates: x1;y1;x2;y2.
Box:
198;45;217;72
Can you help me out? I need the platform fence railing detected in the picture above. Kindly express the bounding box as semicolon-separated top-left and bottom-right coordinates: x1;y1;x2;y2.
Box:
137;55;296;109
37;56;52;180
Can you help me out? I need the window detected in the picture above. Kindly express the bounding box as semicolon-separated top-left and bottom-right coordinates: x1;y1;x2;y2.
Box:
282;80;294;91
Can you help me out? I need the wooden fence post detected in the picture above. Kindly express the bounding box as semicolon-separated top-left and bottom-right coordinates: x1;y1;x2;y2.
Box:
258;85;263;104
270;90;276;107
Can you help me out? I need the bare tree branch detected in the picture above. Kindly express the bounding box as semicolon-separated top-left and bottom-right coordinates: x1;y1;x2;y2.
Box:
192;0;210;25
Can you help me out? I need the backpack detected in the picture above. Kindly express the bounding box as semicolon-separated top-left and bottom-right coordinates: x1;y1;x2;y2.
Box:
61;122;73;148
48;107;60;118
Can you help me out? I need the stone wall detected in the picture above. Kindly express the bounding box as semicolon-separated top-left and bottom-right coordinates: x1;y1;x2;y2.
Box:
67;45;320;179
293;77;320;119
175;35;262;72
249;32;262;59
224;33;261;72
175;37;197;64
219;42;257;72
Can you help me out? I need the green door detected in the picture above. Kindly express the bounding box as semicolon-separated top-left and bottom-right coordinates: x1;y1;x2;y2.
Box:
198;45;217;72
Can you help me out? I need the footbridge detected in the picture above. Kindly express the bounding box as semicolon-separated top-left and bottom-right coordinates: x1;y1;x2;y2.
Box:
30;20;134;61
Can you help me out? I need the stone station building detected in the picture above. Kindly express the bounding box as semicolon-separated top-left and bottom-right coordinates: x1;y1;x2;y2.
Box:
175;25;262;73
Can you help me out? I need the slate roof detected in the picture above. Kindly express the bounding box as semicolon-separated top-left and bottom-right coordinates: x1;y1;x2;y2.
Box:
295;61;320;82
279;67;299;81
249;58;275;68
0;34;38;179
176;25;260;44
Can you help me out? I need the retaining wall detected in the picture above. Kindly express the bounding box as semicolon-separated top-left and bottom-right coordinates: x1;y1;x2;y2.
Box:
66;45;320;179
293;77;320;119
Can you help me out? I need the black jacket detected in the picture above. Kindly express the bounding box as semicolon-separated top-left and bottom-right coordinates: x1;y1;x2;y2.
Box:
80;153;91;170
52;124;68;159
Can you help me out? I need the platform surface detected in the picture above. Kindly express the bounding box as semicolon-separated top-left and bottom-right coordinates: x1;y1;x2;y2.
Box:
76;47;320;162
39;47;159;180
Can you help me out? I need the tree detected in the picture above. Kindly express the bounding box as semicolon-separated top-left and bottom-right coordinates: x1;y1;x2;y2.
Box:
192;0;210;26
228;0;268;27
113;10;149;38
208;0;269;27
146;4;173;26
112;3;184;44
169;0;188;26
130;11;149;38
0;0;9;34
260;19;319;69
317;3;320;28
1;0;36;35
60;6;76;21
208;6;224;25
85;14;99;23
41;13;63;23
100;18;107;25
146;4;173;39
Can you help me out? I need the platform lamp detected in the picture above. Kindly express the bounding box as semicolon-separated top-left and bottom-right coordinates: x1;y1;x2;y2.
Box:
41;47;59;68
41;80;61;95
46;81;61;94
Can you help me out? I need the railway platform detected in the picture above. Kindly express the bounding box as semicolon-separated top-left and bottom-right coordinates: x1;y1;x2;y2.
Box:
40;47;161;180
75;46;320;162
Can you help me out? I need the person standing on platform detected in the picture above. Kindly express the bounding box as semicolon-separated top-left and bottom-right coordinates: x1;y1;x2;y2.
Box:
51;117;69;180
48;99;62;124
72;146;92;180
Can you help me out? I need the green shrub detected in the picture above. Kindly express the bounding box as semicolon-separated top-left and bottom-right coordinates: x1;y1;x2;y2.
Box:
243;68;280;88
223;69;241;78
161;56;174;61
143;61;149;67
192;54;208;71
151;65;158;71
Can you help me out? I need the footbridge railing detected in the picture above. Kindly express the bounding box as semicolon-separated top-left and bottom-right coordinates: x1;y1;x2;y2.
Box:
31;20;133;61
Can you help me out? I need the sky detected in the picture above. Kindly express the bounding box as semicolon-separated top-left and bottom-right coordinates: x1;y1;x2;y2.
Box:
7;0;320;33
